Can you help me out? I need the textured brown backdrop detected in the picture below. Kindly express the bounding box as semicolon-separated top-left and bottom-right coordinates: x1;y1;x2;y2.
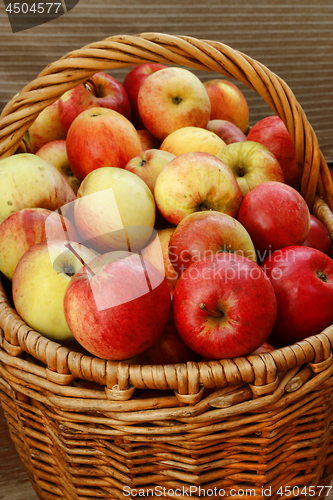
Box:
0;0;333;162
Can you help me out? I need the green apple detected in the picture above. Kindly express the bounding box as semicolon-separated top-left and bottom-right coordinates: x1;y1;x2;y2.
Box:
216;141;284;197
12;240;96;342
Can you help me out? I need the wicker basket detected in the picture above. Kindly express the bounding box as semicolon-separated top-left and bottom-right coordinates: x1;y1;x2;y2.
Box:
1;33;333;500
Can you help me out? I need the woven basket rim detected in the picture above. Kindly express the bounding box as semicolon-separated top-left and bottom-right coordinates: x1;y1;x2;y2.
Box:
1;32;333;393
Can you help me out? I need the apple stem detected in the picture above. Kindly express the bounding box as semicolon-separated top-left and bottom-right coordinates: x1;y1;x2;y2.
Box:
83;79;97;96
64;242;96;277
317;271;328;283
237;163;245;177
57;206;96;277
199;302;224;317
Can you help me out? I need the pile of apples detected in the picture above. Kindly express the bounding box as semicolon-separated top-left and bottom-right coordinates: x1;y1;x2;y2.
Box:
0;63;333;364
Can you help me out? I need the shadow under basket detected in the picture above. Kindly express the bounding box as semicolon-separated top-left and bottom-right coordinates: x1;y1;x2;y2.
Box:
1;33;333;500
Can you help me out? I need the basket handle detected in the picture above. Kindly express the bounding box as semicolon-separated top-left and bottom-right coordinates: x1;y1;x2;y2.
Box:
0;32;332;211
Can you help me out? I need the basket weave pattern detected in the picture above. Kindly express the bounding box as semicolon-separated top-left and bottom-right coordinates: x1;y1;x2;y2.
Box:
1;33;333;499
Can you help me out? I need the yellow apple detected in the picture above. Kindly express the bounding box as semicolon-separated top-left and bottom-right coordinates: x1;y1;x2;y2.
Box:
36;140;80;194
12;240;96;342
74;167;156;253
0;153;76;225
160;126;226;156
18;99;66;154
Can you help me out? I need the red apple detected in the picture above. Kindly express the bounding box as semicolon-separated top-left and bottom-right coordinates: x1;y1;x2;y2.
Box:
168;211;257;277
18;99;66;154
247;115;302;188
302;214;332;256
154;152;243;225
122;63;167;129
250;341;275;355
137;129;161;151
172;253;277;359
141;227;179;294
237;181;311;260
261;246;333;347
138;67;211;142
64;251;171;360
124;149;175;193
58;71;131;133
217;141;284;197
36;139;80;194
206;119;247;144
203;79;249;133
124;316;201;365
66;107;143;182
0;207;79;281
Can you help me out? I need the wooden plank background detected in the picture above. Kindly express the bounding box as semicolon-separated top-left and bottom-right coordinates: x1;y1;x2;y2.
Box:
0;0;333;162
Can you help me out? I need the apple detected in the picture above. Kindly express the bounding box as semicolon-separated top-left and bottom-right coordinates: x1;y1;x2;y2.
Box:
138;67;211;142
124;316;201;365
63;251;171;360
124;149;175;193
18;99;66;154
0;207;79;281
261;246;333;347
172;253;277;359
206;119;247;144
58;71;131;133
302;215;332;256
154;152;243;225
160;126;226;156
0;153;76;225
237;181;311;261
36;140;80;194
216;141;284;196
250;341;275;355
203;79;249;133
168;211;257;277
66;107;143;182
141;227;179;293
247;115;302;188
122;63;167;129
74;166;155;253
137;129;161;151
12;240;96;342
